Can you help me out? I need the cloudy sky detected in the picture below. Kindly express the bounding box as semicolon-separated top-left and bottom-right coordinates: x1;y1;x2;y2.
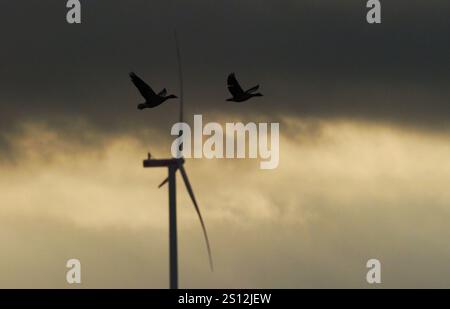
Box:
0;0;449;288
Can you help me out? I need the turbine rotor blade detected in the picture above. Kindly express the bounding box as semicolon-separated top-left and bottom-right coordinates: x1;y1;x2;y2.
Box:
158;177;169;188
178;164;214;271
175;30;184;156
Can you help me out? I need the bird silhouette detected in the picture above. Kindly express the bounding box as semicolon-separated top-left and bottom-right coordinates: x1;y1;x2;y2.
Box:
129;72;177;110
226;73;263;102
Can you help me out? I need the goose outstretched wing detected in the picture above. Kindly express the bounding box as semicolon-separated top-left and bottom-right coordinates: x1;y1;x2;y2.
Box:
246;85;259;94
130;72;156;100
158;88;167;97
227;73;244;97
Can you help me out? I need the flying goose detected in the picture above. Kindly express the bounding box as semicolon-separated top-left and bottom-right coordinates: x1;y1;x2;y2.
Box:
226;73;263;102
129;72;177;110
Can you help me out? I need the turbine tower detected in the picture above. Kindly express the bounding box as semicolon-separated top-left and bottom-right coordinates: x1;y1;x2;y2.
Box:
143;31;213;290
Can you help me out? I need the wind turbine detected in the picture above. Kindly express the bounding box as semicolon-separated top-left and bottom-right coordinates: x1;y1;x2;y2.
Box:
142;31;213;290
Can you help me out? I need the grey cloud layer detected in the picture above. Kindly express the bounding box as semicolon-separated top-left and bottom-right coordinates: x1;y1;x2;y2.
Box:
0;0;449;139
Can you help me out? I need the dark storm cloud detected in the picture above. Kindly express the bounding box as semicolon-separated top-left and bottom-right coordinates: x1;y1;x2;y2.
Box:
0;0;449;144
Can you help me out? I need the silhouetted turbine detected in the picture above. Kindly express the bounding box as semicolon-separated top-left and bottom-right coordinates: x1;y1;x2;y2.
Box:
142;31;213;290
